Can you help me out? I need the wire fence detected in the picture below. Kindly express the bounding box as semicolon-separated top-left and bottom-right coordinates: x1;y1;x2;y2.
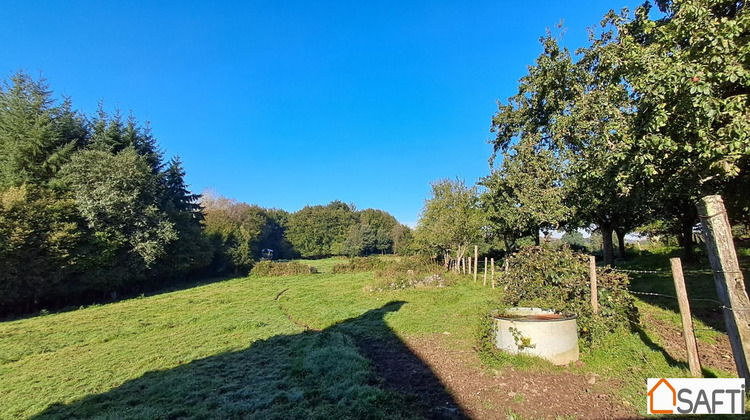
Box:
596;267;750;313
473;256;750;313
591;285;739;331
624;289;748;312
609;267;750;275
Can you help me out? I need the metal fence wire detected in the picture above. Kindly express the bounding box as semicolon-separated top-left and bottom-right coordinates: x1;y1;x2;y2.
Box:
600;268;750;312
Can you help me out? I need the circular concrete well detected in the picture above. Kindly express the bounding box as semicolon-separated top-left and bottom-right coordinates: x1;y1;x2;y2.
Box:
491;307;579;365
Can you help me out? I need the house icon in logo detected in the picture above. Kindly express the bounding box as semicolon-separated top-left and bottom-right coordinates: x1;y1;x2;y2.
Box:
648;378;676;414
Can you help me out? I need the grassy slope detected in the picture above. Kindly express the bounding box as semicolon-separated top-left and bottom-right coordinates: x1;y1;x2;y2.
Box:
1;263;498;419
0;254;743;418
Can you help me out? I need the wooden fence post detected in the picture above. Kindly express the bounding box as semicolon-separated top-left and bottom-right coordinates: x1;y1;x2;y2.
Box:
467;256;471;274
474;245;478;283
483;257;488;286
670;257;702;377
491;258;495;289
504;258;509;273
697;195;750;385
589;256;598;315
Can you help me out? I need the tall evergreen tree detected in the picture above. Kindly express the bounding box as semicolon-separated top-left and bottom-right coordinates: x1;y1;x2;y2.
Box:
0;72;85;188
155;156;211;278
163;156;202;214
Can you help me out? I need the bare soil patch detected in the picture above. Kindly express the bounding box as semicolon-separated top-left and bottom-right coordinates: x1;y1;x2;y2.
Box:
355;335;467;419
641;312;736;374
360;332;640;419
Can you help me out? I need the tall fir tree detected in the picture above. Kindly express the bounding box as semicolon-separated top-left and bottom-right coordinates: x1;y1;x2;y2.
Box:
0;72;85;188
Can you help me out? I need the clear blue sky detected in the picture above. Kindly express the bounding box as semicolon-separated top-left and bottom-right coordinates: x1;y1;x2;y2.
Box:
1;0;642;226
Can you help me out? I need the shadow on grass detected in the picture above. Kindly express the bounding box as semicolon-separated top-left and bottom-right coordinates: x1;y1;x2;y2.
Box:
32;301;467;420
634;325;717;378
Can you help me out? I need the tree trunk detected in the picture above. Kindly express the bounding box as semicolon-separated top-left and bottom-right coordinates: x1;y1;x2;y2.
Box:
681;220;695;261
455;245;465;273
673;203;699;261
533;226;540;246
615;228;627;260
601;224;615;267
678;206;699;261
503;236;516;254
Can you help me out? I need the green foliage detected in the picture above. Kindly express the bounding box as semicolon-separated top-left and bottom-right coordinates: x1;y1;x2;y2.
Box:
202;193;297;275
560;230;587;251
88;108;162;171
414;178;483;269
286;201;357;258
498;246;638;348
485;1;750;263
357;208;399;254
61;149;177;267
0;72;85;189
481;141;569;250
250;260;318;277
0;72;211;314
155;157;213;279
331;256;388;274
584;1;750;259
588;231;603;252
370;256;458;291
489;31;579;155
486;29;648;266
622;1;750;183
390;224;414;255
0;186;80;312
341;223;379;257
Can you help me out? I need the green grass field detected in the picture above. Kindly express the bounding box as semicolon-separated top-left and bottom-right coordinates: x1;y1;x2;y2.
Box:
0;253;744;419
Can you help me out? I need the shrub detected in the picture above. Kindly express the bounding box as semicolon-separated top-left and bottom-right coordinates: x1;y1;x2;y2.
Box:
331;257;388;274
250;261;318;277
497;245;638;348
368;256;458;291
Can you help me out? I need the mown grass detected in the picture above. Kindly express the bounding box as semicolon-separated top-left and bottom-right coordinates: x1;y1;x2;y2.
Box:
0;262;494;419
0;254;745;418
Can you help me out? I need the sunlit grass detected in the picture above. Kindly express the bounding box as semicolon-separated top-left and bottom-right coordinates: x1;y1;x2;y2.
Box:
0;255;744;418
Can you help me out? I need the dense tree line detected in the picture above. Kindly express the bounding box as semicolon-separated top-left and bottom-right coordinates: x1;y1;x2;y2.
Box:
481;0;749;266
0;72;412;315
0;73;210;314
200;195;413;265
415;0;749;267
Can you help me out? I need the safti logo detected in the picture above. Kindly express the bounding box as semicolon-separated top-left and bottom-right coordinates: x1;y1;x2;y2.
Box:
647;378;745;415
